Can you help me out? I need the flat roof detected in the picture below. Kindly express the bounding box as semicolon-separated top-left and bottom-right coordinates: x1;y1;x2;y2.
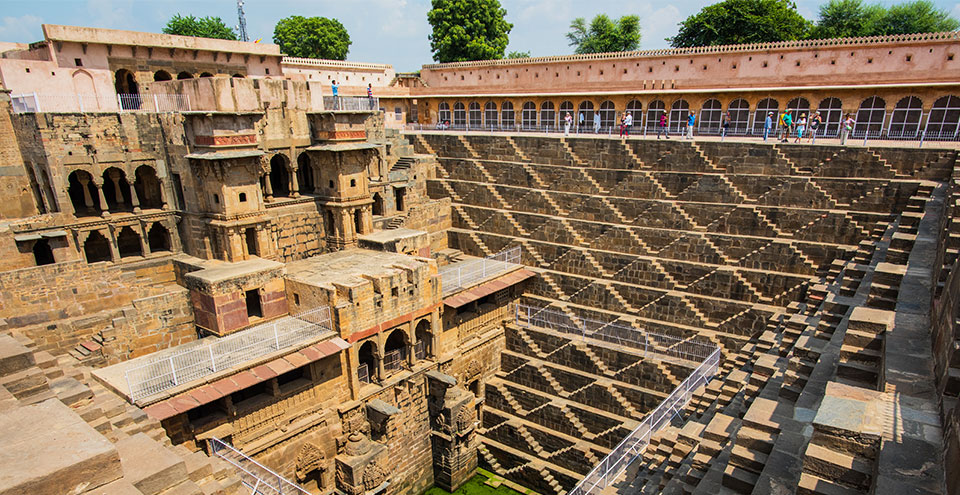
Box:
185;257;283;285
42;24;281;57
359;228;426;243
306;142;380;152
185;150;264;161
284;249;427;289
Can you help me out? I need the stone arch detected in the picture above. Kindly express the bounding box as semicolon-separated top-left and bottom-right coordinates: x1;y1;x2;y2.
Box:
889;96;923;138
438;102;451;124
753;98;779;134
117;226;143;258
415;318;432;358
294;443;326;487
501;101;515;128
727;98;750;133
199;72;214;78
817;97;844;137
269;154;291;198
559;100;574;125
372;193;383;216
358;340;377;383
452;102;466;127
134;165;163;209
148;223;171;252
296;152;314;195
577;100;594;126
468;102;482;128
101;167;132;212
927;95;960;138
114;69;140;110
67;169;100;216
154;70;172;82
84;231;112;263
483;101;498;128
669;98;690;133
598;100;616;131
855;96;886;137
521;101;537;130
232;73;245;78
383;328;408;373
177;71;194;80
32;239;54;266
625;100;642;126
699;99;723;133
539;101;556;130
786;97;811;124
72;70;97;109
646;100;665;131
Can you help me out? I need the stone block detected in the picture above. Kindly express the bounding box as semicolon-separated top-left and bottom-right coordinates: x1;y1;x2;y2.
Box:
0;399;122;495
116;432;188;495
0;334;34;377
50;376;94;406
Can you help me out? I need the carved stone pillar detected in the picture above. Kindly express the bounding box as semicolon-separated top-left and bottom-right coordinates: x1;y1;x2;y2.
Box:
263;174;274;201
108;170;125;205
290;166;300;198
94;182;110;218
77;175;94;208
129;182;141;213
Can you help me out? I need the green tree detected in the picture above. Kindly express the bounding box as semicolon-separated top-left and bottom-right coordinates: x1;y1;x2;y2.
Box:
872;0;959;35
809;0;885;38
273;16;351;60
566;14;641;54
427;0;513;63
669;0;810;48
507;50;531;58
163;14;237;40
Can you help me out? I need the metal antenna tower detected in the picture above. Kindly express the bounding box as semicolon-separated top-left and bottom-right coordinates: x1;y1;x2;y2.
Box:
236;0;249;42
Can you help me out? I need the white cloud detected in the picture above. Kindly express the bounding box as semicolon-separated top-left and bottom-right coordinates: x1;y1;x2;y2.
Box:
0;14;43;43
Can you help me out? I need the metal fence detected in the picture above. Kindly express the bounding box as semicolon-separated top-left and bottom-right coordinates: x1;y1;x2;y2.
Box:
515;304;717;365
209;437;310;495
358;363;371;384
10;92;191;114
124;306;333;402
383;347;406;372
440;246;522;295
567;346;722;495
323;96;379;112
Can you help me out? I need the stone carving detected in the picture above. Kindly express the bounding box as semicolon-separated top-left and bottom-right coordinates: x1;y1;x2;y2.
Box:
464;360;482;381
362;459;387;491
294;442;325;483
455;405;475;432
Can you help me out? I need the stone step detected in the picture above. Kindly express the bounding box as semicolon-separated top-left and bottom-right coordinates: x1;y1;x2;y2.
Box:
721;463;759;494
802;444;872;491
797;472;861;495
0;335;36;378
116;433;189;495
728;444;768;473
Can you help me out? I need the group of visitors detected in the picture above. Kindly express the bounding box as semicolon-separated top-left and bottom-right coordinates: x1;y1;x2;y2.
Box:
760;109;857;144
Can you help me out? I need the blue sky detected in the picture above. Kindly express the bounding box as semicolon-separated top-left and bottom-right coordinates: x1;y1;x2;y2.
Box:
2;0;959;71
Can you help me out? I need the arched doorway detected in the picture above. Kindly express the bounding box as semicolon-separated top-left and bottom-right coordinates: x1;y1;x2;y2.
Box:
625;100;642;128
177;71;194;80
483;101;498;129
889;96;923;138
199;72;214;78
117;226;143;258
114;69;140;110
598;101;616;132
577;101;594;130
816;97;843;137
453;102;466;128
927;95;960;139
415;319;432;360
855;96;886;138
521;101;537;130
358;340;377;383
372;193;383;216
67;170;100;216
669;99;690;134
134;166;163;209
148;223;171;252
753;98;779;134
269;155;291;198
540;101;556;130
727;98;750;134
354;208;363;235
699;99;722;134
501;102;515;128
646;100;665;132
296;153;314;195
101;168;132;212
786;97;811;125
383;329;408;373
84;231;112;263
469;102;482;128
154;70;172;81
32;239;54;266
438;102;451;125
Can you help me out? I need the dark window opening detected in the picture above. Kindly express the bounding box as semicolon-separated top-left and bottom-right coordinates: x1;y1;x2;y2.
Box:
117;226;143;258
245;289;262;318
33;239;54;266
354;209;363;235
232;381;270;409
147;223;171;252
350;178;356;187
74;58;82;67
245;228;258;256
395;187;405;212
186;401;226;427
372;193;383;216
239;192;247;202
277;366;310;393
84;231;111;263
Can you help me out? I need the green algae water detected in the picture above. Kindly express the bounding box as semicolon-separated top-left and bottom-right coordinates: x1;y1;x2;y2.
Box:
421;469;538;495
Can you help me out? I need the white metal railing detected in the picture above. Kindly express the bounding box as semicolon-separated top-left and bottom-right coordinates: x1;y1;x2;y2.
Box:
440;246;522;295
567;346;721;495
10;93;191;114
515;304;717;365
323;96;379;112
209;437;310;495
124;306;333;402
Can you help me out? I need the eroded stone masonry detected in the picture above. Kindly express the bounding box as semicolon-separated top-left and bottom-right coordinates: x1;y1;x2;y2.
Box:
0;23;958;495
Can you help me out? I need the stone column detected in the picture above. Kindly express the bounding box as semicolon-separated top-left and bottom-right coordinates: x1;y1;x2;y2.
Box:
158;180;169;210
312;167;322;194
263;174;274;201
375;350;385;383
77;175;94;209
138;226;150;256
407;321;416;367
107;228;120;261
290;167;300;198
108;170;125;205
129;182;141;213
94;182;110;218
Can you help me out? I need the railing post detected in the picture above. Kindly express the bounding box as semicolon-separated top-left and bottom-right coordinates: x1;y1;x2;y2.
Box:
117;94;124;113
154;94;160;112
186;93;191;111
209;344;217;372
33;93;41;113
274;324;280;349
169;357;178;385
919;130;925;148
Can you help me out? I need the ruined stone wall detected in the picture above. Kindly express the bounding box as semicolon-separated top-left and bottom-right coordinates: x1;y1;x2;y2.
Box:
264;201;329;262
0;93;40;219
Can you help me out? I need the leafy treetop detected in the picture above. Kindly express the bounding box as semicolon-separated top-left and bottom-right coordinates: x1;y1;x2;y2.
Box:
566;14;642;54
273;16;351;60
163;14;237;40
428;0;513;63
507;50;531;59
669;0;810;48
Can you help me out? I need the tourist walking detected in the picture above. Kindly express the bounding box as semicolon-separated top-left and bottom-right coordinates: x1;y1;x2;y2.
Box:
809;111;822;142
593;112;601;134
578;112;585;133
780;111;793;143
624;111;633;138
331;80;340;110
764;112;773;141
657;113;668;139
794;113;807;143
686;111;696;140
564;112;573;136
841;114;856;145
619;113;627;138
721;111;731;139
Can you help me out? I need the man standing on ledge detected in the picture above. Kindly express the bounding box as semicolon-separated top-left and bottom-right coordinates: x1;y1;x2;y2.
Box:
764;112;774;141
331;80;340;110
593;111;601;134
686;111;696;140
564;112;573;136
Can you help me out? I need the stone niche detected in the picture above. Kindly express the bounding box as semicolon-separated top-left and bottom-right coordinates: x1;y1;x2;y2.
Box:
180;257;288;336
427;371;478;492
309;112;370;143
335;432;390;495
